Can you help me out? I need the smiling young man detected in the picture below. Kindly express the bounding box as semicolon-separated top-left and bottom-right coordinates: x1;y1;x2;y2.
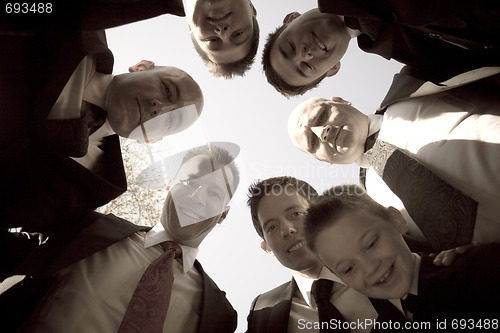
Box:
262;3;500;97
246;176;381;333
19;143;240;333
184;0;259;78
304;184;500;326
262;9;351;97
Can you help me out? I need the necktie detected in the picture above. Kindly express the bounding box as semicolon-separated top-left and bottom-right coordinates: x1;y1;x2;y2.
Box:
368;298;410;330
311;279;350;333
401;293;419;315
364;137;477;251
118;241;182;333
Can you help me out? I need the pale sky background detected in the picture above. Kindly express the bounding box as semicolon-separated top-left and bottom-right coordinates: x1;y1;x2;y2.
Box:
105;1;403;331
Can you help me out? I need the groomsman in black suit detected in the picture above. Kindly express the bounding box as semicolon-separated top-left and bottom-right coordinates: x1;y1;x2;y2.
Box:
3;143;239;333
0;1;202;278
262;0;500;97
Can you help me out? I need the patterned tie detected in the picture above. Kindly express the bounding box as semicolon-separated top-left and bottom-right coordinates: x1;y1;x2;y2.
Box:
364;137;477;251
311;279;350;333
118;241;182;333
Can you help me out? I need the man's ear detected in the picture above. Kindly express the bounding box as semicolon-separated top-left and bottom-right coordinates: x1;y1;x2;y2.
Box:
217;206;231;224
260;241;274;255
283;11;300;24
249;1;257;16
330;96;351;105
325;62;341;77
387;206;409;234
128;60;155;73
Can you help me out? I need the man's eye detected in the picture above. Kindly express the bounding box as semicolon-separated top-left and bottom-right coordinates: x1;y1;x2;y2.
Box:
367;236;379;250
266;224;278;233
291;211;305;218
161;81;170;98
206;37;220;43
208;189;222;199
344;265;353;275
310;136;319;151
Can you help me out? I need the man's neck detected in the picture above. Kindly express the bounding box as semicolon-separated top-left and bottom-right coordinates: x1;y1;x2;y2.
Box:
294;265;322;280
83;72;114;110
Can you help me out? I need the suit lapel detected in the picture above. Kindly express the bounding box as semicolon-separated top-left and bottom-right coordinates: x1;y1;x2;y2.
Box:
379;66;500;112
49;213;149;273
267;280;295;333
195;260;237;333
31;30;113;138
248;278;296;333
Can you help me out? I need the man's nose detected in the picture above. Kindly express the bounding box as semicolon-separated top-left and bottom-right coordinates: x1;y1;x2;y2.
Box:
298;44;314;61
362;256;381;279
214;24;229;36
280;220;297;238
150;99;169;118
188;185;207;206
311;125;331;142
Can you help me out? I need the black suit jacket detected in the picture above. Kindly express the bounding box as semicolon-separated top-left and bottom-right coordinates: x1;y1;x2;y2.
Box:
0;30;125;258
0;0;185;32
247;277;414;333
370;244;500;330
318;0;500;82
195;260;238;333
247;279;296;333
2;213;237;333
0;1;185;273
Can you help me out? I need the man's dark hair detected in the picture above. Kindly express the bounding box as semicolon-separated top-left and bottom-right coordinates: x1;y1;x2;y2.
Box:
190;17;260;79
247;176;318;239
304;184;390;253
182;145;240;196
262;25;326;98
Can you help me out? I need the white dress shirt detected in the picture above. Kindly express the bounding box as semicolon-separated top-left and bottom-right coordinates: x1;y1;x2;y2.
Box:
24;223;203;333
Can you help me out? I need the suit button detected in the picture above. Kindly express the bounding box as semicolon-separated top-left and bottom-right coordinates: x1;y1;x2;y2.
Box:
429;32;442;39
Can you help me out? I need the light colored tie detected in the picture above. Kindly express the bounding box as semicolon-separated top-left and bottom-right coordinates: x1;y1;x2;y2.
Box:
118;241;182;333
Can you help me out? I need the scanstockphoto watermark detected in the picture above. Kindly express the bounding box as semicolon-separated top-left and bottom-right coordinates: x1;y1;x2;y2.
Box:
298;318;500;330
297;318;433;331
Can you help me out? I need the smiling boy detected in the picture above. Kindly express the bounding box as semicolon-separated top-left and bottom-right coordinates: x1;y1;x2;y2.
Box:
304;185;500;324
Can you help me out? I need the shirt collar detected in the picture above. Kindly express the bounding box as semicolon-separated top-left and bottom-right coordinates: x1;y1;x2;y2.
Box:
355;113;384;167
408;253;421;296
144;223;199;273
292;266;348;307
292;271;316;307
